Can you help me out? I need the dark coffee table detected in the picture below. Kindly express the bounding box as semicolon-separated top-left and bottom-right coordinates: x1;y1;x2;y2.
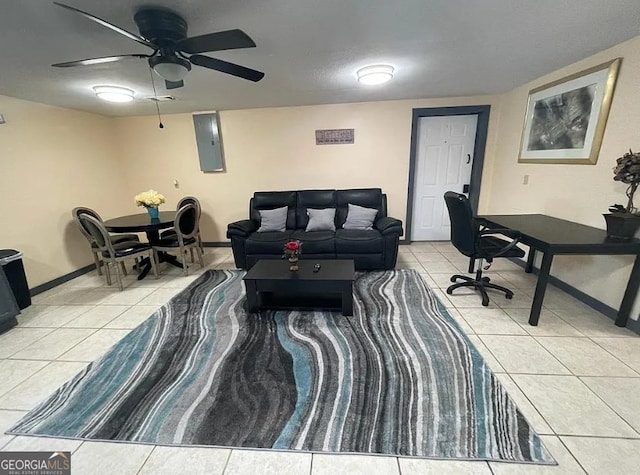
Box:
243;259;355;315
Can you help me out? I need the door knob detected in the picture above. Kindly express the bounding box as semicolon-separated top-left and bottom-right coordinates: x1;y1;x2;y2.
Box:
463;184;470;194
466;154;471;164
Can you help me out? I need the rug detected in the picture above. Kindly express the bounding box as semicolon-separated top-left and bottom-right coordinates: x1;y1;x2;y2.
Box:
9;269;554;464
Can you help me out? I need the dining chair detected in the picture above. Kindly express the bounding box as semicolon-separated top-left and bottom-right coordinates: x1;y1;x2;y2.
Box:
78;214;158;291
72;207;140;276
443;191;525;306
154;203;205;275
160;196;204;261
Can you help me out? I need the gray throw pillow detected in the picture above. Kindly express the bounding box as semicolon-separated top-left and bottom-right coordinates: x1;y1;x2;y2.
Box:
257;206;288;232
343;203;378;230
305;208;336;232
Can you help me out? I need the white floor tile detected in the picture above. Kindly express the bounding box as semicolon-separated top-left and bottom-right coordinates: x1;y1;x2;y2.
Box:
512;374;637;437
504;309;583;337
591;337;640;373
457;308;526;335
536;337;638;377
466;335;505;373
445;291;503;309
312;453;397;475
18;305;94;328
0;328;54;358
58;329;131;362
63;305;130;328
70;441;154;475
561;436;640;475
137;287;183;306
138;446;230;475
421;261;458;273
99;287;157;306
480;336;569;375
1;435;82;453
11;328;96;360
224;449;311;475
0;410;27;450
552;308;635;337
399;458;490;474
581;377;640;433
104;305;160;329
489;436;584;474
0;361;87;411
0;359;49;397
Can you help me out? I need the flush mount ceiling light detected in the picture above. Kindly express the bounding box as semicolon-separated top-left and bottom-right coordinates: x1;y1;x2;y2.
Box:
356;64;394;85
92;86;135;103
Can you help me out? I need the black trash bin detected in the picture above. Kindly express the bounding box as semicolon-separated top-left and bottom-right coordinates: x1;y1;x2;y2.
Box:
0;250;31;310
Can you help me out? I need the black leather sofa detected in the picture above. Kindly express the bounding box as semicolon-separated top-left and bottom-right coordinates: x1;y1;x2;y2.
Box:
227;188;404;270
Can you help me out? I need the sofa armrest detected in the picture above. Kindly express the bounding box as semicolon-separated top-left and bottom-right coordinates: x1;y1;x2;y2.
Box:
375;216;404;236
227;219;257;238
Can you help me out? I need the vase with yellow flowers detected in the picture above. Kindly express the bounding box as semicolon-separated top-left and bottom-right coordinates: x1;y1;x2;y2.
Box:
135;190;166;219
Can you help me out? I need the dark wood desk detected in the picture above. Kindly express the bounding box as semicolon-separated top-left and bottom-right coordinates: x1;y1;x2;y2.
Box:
104;211;181;279
243;259;355;315
479;214;640;327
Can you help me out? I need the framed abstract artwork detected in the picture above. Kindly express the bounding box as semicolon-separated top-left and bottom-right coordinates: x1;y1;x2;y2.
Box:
518;58;621;164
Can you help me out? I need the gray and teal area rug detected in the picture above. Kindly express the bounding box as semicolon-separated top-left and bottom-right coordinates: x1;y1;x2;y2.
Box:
9;269;554;464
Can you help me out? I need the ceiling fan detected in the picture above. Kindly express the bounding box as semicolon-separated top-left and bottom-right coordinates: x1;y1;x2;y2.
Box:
52;2;265;90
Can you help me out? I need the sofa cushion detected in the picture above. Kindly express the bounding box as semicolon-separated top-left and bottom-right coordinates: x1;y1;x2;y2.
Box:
336;188;383;228
305;208;336;232
245;231;293;254
257;206;288;232
342;203;378;230
296;190;336;229
291;230;336;254
251;191;297;229
335;229;383;253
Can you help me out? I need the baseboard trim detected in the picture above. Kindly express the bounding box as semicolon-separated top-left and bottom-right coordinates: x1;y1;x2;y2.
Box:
203;242;231;248
30;264;95;297
509;258;640;334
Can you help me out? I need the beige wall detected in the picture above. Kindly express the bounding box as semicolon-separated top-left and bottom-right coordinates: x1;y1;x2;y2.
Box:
0;95;129;287
112;96;501;242
487;36;640;316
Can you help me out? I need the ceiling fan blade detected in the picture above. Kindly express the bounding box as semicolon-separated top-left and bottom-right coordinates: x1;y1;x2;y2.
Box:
54;2;155;49
177;29;256;54
52;54;150;67
165;80;184;90
190;54;265;82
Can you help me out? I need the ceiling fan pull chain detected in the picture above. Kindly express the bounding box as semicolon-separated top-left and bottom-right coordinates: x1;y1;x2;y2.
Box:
148;66;164;129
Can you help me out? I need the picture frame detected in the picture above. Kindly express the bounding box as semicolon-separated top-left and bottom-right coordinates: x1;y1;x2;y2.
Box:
518;58;621;164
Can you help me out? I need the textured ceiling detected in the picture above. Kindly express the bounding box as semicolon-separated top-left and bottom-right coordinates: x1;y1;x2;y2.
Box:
1;0;639;116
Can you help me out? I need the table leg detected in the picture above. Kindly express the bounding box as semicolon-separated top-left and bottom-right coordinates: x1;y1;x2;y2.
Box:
616;255;640;327
529;252;553;326
468;258;475;273
245;280;258;313
525;248;536;273
342;284;354;316
136;230;183;280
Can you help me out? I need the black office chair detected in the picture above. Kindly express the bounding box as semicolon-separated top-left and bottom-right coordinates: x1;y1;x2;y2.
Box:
443;191;525;306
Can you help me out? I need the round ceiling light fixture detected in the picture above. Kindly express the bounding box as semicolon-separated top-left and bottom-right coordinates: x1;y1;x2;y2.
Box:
149;56;192;82
92;86;135;103
356;64;394;85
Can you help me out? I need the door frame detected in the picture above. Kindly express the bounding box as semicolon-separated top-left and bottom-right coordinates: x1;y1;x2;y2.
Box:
405;105;491;243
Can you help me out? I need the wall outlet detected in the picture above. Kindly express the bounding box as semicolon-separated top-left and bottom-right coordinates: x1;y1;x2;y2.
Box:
523;174;529;185
173;179;180;189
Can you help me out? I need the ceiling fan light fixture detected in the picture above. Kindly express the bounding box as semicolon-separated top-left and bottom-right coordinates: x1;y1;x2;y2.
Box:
150;56;192;82
92;85;135;103
357;64;394;85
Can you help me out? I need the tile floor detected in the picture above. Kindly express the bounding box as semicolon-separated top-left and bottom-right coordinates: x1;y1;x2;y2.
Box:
1;244;639;474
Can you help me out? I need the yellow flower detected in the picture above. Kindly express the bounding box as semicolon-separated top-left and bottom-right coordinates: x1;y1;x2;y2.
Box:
134;189;166;208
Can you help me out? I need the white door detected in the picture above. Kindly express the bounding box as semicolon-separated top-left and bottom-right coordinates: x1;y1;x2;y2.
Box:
410;114;477;241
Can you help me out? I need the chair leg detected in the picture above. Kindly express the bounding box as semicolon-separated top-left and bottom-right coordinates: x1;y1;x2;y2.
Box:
198;235;204;253
196;246;205;268
104;261;112;286
113;259;124;291
93;251;103;276
149;251;159;279
182;248;189;276
120;261;128;276
190;248;195;263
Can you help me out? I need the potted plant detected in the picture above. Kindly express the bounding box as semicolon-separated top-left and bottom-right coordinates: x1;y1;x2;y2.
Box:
605;149;640;239
135;189;166;219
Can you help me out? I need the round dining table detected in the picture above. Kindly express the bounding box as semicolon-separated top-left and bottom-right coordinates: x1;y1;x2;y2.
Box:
103;211;181;279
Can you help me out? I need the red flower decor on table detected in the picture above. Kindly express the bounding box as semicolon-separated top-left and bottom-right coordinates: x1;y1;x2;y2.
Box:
283;240;302;271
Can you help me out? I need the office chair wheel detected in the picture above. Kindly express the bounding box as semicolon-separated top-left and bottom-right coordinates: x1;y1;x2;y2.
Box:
505;291;514;299
481;276;491;283
446;287;454;294
450;276;458;283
